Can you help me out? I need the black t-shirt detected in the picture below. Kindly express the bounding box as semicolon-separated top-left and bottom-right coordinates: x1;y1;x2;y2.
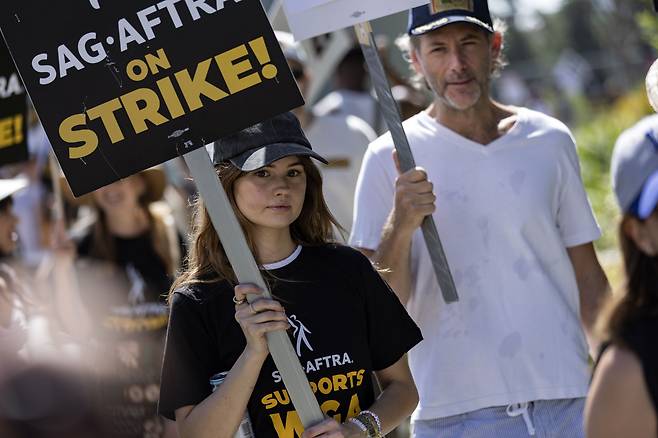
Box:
159;244;422;438
77;231;175;305
619;317;658;414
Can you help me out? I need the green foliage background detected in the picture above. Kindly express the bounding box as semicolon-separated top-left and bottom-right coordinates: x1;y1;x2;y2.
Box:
570;6;658;284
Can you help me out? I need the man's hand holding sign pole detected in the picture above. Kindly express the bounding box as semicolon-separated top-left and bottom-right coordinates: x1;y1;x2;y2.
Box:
354;21;458;303
0;0;323;427
280;0;459;303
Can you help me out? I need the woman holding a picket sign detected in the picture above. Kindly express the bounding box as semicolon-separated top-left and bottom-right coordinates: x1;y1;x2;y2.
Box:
158;112;422;438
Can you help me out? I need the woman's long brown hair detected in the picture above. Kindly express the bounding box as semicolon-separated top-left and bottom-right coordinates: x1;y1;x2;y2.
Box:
602;215;658;343
88;175;178;276
169;157;342;300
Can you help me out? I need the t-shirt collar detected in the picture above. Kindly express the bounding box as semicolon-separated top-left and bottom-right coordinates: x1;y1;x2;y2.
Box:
262;245;302;270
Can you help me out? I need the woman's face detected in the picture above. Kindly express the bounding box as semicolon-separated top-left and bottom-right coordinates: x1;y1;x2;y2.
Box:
233;155;307;235
92;174;145;213
0;200;19;256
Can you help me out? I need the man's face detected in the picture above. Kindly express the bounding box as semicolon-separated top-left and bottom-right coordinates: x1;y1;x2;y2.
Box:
411;23;499;111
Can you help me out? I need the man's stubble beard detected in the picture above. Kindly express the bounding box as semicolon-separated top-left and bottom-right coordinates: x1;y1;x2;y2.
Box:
428;75;489;112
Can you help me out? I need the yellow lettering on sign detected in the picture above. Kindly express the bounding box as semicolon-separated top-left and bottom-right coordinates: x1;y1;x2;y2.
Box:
121;88;169;134
214;45;261;95
145;48;171;75
58;37;283;160
87;98;125;144
156;77;186;119
0;115;24;149
59;113;99;159
175;58;229;111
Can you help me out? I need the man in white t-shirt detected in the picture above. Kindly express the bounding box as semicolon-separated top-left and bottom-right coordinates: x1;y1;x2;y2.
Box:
349;1;610;437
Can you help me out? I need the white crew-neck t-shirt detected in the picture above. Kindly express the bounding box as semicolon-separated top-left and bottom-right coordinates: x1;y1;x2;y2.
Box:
349;108;601;420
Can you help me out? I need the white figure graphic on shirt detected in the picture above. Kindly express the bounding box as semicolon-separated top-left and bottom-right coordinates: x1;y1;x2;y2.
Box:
126;264;146;306
89;0;100;9
288;315;313;357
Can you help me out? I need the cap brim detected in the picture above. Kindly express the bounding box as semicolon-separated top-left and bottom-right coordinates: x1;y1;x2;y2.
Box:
637;170;658;219
230;143;328;171
410;15;493;35
0;178;28;202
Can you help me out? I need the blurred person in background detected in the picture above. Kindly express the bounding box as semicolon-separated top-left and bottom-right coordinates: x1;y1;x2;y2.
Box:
585;115;658;438
276;31;375;236
1;106;56;269
0;264;33;376
351;1;609;436
0;178;36;375
314;46;385;135
54;168;183;438
0;178;28;261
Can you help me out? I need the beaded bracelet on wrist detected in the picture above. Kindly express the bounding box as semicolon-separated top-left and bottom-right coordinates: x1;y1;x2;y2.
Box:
347;417;368;437
359;410;382;434
355;411;383;438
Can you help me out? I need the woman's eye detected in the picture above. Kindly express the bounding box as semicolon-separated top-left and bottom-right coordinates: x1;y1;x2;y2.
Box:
288;169;302;177
254;170;269;177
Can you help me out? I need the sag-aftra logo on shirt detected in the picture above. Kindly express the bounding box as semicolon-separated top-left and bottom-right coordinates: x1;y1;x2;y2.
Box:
260;315;367;438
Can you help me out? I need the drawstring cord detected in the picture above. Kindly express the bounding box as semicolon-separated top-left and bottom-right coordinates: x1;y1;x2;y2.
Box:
506;402;536;436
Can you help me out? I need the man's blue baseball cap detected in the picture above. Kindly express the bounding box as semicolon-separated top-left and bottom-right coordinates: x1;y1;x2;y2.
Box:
611;114;658;219
408;0;493;36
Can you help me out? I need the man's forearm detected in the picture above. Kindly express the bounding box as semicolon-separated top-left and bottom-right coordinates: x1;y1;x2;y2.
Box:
371;212;415;305
567;243;610;356
580;278;610;356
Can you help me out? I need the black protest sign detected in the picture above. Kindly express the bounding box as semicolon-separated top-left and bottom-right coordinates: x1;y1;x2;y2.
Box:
0;0;303;196
0;37;27;166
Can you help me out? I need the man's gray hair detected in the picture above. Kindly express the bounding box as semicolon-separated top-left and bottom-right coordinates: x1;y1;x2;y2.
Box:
395;18;508;90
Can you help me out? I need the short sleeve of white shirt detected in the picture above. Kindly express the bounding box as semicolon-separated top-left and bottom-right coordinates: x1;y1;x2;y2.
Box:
349;138;396;250
555;130;601;247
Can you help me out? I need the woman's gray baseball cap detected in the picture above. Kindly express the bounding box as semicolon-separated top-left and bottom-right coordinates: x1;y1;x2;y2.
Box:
212;112;328;171
611;114;658;219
